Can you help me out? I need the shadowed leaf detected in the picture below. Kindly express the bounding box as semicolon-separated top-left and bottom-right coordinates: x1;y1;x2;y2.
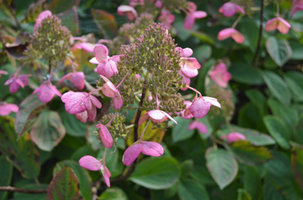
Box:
57;6;79;35
178;179;210;200
48;0;80;14
99;187;128;200
0;156;13;200
291;146;303;192
266;37;292;67
91;9;118;39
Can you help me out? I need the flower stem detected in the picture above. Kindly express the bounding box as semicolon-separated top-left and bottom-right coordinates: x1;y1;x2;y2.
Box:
0;186;47;194
252;0;264;66
232;14;243;28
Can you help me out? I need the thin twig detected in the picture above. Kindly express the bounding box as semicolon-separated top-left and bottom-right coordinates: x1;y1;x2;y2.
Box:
0;186;47;194
252;0;264;66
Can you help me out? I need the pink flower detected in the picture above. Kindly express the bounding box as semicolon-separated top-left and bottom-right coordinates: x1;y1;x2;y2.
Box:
96;124;113;149
33;83;62;103
61;91;102;122
217;28;244;43
291;0;303;17
100;75;123;109
129;0;144;7
185;97;221;118
0;70;8;78
59;71;85;90
5;74;31;93
219;2;245;17
209;63;231;88
188;121;208;134
155;0;162;8
139;109;177;125
117;5;137;21
79;156;111;187
265;17;291;34
122;141;164;166
158;10;175;29
184;2;207;30
221;132;246;143
73;42;95;53
34;10;52;32
89;45;121;78
178;100;193;119
0;103;19;116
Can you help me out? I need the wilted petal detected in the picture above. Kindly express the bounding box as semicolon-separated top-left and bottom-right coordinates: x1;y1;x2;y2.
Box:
75;111;88;123
62;92;87;114
122;143;143;166
117;5;137;21
94;44;108;63
138;112;150;125
101;165;111;187
141;141;164;157
188;121;208;134
87;104;96;121
79;155;102;171
203;96;221;108
98;124;113;148
113;92;123;109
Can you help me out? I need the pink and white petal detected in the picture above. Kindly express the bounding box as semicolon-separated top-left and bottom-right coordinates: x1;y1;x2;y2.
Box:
102;165;111;187
94;44;108;63
138;113;150;125
4;77;14;85
193;11;207;19
188;121;208;134
79;155;102;171
182;57;201;69
109;60;118;75
181;66;198;78
181;48;193;57
122;142;143;166
161;111;177;124
265;18;278;32
61;91;75;103
148;110;166;121
75;111;88;123
127;11;137;21
99;125;113;148
203;96;221;108
231;31;244;44
89;57;99;64
141;141;164;157
184;14;195;30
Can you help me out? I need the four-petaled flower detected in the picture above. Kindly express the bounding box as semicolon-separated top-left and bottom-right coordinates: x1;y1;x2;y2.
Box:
210;63;231;88
219;2;245;17
5;74;31;93
184;2;207;30
89;44;121;78
61;91;102;122
217;28;244;44
59;71;85;90
117;5;138;21
79;156;111;187
265;17;291;34
122;141;164;166
0;103;19;116
33;82;62;103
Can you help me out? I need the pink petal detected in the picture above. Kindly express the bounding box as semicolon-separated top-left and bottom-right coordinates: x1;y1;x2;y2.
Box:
96;62;115;78
187;2;197;13
209;63;231;88
50;85;62;97
99;124;113;148
4;77;15;86
161;111;177;124
102;83;115;98
73;42;95;53
235;4;245;14
89;95;102;108
87;105;96;121
193;11;207;19
101;165;111;187
117;5;137;21
36;10;52;21
181;57;201;69
70;72;85;90
188;121;208;134
94;44;108;63
122;143;143;166
61;91;75;103
75;111;88;123
181;48;193;57
141;141;164;157
63;92;87;114
223;132;246;143
203;96;221;108
18;75;30;86
85;96;92;110
0;104;19;116
113;92;123;109
79;155;102;171
184;14;195;30
33;84;56;103
277;17;291;34
181;66;198;78
148;110;167;123
0;70;8;75
58;73;72;84
265;18;279;32
15;78;24;88
219;2;237;17
138;112;150;125
190;98;211;118
9;82;20;93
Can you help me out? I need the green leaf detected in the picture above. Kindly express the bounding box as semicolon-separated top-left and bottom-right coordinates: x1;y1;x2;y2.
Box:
289;41;303;60
229;63;263;85
180;159;193;179
260;70;291;106
284;71;303;102
205;147;238;189
57;6;79;35
0;156;13;200
196;58;215;93
14;94;46;138
30;110;66;151
291;146;303;192
241;20;258;52
12;184;48;200
0;116;40;179
91;9;117;39
192;45;212;62
53;160;92;200
263;116;290;149
262;175;288;200
188;30;215;44
48;0;80;14
237;189;252;200
198;116;213;140
59;111;86;136
99;187;128;200
178;179;210;200
226;140;272;165
245;89;267;116
85;125;100;151
129;157;180;189
294;114;303;145
172;117;194;143
266;37;292;67
47;166;82;200
243;166;261;200
217;125;275;146
164;183;178;198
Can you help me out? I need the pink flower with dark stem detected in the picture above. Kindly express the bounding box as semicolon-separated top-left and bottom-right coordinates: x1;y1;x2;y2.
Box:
219;2;245;17
5;74;31;93
79;155;111;187
0;70;8;78
117;5;138;21
184;2;207;30
61;91;102;123
59;71;85;90
158;10;175;29
291;0;303;17
96;123;113;149
73;42;95;53
265;17;291;34
210;63;231;88
221;132;246;143
185;96;221;119
188;121;208;134
34;10;52;32
217;28;244;43
0;103;19;116
100;75;124;109
89;45;121;78
33;82;62;103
